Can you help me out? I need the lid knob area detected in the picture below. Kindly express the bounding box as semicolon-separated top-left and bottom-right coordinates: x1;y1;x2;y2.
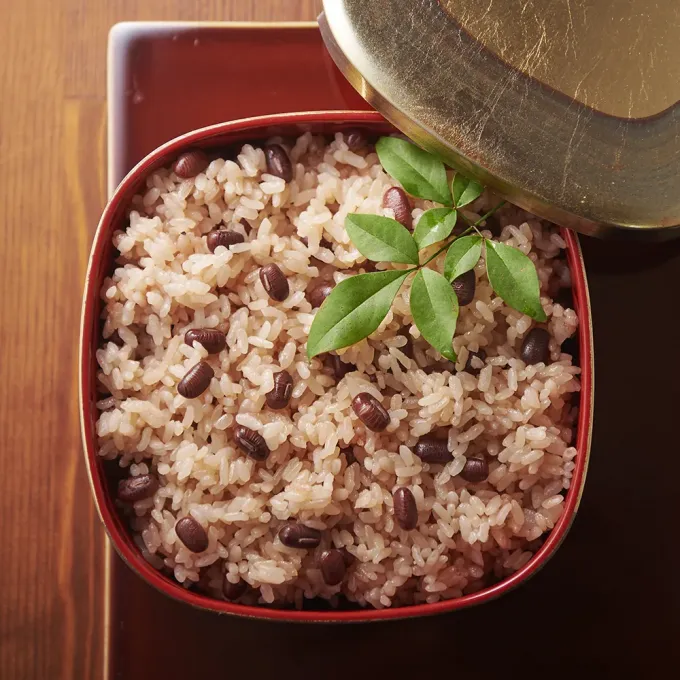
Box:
320;0;680;239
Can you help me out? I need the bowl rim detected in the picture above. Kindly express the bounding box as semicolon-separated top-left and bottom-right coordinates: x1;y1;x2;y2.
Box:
80;110;594;622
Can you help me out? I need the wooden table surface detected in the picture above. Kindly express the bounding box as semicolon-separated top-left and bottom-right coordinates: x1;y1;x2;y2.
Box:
0;3;320;679
2;2;680;679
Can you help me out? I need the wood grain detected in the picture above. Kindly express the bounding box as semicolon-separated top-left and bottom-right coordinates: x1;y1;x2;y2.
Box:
3;2;680;680
0;3;320;679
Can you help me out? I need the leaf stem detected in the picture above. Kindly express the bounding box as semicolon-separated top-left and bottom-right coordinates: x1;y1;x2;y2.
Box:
421;227;473;266
419;201;506;267
459;200;506;231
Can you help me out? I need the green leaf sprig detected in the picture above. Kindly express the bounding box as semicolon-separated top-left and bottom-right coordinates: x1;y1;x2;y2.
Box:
306;137;546;361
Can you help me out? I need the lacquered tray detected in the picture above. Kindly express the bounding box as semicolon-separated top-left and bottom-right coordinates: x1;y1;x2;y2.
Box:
104;21;679;679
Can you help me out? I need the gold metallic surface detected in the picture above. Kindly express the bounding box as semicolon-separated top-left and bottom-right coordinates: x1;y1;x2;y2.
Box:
440;0;680;119
320;0;680;237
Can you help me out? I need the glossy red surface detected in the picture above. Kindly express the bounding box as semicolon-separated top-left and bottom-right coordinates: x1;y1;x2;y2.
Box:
109;23;369;183
81;108;593;622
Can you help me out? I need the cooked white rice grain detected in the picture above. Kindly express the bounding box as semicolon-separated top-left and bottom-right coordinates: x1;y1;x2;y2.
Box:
96;132;580;610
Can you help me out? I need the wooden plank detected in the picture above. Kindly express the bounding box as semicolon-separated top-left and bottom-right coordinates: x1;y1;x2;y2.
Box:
2;1;679;679
0;3;321;679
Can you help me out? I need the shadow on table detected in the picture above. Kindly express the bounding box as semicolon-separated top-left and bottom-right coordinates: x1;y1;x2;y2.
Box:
108;233;680;679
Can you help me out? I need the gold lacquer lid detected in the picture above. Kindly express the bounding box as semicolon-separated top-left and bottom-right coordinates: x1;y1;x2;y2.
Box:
319;0;680;238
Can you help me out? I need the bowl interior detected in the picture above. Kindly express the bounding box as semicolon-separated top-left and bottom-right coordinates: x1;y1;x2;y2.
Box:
81;111;592;622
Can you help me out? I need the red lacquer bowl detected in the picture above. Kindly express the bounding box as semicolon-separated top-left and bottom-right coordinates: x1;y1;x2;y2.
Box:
80;110;594;622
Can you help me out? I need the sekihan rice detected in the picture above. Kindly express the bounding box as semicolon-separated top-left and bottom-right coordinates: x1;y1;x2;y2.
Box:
95;131;580;609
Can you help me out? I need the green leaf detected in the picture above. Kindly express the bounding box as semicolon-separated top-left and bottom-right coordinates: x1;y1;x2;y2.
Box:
413;208;458;250
485;239;547;321
452;174;483;208
307;270;409;358
376;137;451;205
410;268;459;362
345;214;419;265
443;235;483;281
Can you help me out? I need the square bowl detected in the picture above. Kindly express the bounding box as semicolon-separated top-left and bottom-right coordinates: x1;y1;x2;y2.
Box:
81;110;593;622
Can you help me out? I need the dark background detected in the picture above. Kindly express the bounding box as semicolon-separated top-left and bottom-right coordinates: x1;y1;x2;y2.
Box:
1;2;678;679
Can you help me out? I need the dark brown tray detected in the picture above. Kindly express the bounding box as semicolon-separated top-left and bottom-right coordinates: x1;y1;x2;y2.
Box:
107;21;680;680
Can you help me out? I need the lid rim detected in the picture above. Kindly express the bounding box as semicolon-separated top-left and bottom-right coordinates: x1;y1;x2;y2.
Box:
320;0;680;238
